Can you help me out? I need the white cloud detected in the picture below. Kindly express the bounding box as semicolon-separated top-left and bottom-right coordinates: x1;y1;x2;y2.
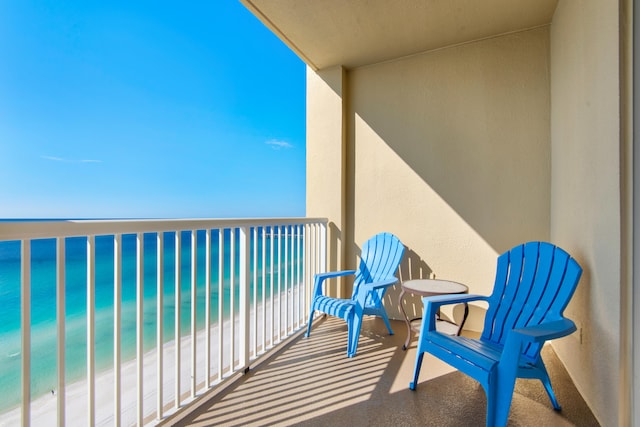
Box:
265;139;293;150
42;155;102;163
41;155;65;162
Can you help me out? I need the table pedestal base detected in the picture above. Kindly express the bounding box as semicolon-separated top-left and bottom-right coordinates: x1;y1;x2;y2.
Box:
398;281;470;350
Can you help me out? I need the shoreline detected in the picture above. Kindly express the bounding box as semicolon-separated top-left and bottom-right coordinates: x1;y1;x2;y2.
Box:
0;299;281;427
0;286;299;427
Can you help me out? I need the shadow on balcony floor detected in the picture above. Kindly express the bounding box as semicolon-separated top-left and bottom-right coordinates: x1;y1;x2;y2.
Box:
171;317;599;427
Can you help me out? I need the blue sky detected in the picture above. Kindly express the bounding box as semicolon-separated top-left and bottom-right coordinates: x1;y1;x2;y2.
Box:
0;1;306;219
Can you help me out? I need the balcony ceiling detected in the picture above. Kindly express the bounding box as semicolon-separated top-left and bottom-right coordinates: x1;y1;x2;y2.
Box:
240;0;559;70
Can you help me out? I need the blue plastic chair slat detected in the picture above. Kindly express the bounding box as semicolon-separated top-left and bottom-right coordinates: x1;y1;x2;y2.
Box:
314;296;354;318
306;232;405;357
522;250;568;345
354;235;383;294
369;242;404;306
513;244;553;330
553;261;582;313
481;251;512;344
503;243;549;348
512;243;547;316
424;341;494;384
410;241;582;427
491;244;527;344
429;334;503;367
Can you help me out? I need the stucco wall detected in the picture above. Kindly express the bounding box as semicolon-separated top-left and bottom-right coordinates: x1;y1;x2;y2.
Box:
306;66;348;296
349;28;551;323
550;1;620;425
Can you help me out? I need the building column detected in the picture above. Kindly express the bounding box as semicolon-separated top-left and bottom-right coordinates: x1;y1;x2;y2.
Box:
306;65;348;297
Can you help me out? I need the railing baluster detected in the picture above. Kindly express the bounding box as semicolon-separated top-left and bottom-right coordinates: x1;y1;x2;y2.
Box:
306;224;312;317
87;236;95;427
284;226;289;335
302;224;307;321
312;224;317;282
293;226;297;328
114;234;122;427
156;232;164;420
290;226;294;329
269;226;275;346
292;227;297;328
317;225;322;283
229;228;235;371
174;231;181;409
308;223;313;318
317;224;327;273
136;233;144;426
20;239;31;427
190;230;197;398
298;224;307;327
291;226;296;328
252;227;258;358
204;229;211;389
56;237;65;427
295;225;301;328
217;229;224;382
314;224;319;279
239;227;250;371
277;226;282;342
261;227;267;353
290;226;295;330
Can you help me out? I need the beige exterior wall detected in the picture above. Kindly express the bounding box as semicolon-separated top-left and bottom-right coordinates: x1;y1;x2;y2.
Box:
308;27;552;325
306;66;348;297
550;1;621;425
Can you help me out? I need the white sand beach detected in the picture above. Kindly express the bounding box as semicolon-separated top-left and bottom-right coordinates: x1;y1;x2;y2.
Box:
0;296;296;427
1;325;216;427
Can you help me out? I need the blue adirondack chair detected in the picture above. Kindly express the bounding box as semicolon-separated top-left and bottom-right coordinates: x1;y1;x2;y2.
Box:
409;241;583;427
305;232;405;357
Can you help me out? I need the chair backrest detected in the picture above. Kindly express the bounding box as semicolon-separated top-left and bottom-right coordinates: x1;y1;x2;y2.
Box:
351;233;405;303
480;241;583;360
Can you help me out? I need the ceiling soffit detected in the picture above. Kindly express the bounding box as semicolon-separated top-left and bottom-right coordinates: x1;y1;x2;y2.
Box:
241;0;559;70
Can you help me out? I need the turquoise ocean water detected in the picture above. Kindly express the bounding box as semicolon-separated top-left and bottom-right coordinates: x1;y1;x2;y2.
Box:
0;224;295;412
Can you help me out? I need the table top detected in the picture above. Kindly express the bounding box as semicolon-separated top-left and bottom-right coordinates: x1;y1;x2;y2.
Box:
401;279;468;297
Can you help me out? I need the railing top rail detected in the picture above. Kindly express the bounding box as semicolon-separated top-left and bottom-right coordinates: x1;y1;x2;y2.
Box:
0;217;328;241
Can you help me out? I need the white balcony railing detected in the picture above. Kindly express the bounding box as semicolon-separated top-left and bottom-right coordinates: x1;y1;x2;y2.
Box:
0;218;327;426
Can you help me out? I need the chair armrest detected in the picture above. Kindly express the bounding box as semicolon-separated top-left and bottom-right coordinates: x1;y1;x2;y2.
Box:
315;270;357;281
311;270;357;297
510;318;577;343
423;293;489;306
498;318;577;381
359;277;399;291
422;294;489;332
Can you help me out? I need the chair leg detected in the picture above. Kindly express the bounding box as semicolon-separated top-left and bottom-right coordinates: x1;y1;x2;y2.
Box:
409;351;424;390
535;360;561;410
540;377;561;411
347;313;363;357
490;375;517;427
305;309;315;338
410;329;433;390
380;310;394;335
346;323;355;357
485;387;496;427
491;394;514;427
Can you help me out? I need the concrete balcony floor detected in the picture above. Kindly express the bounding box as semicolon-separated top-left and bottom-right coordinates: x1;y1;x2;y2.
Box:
169;317;599;427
